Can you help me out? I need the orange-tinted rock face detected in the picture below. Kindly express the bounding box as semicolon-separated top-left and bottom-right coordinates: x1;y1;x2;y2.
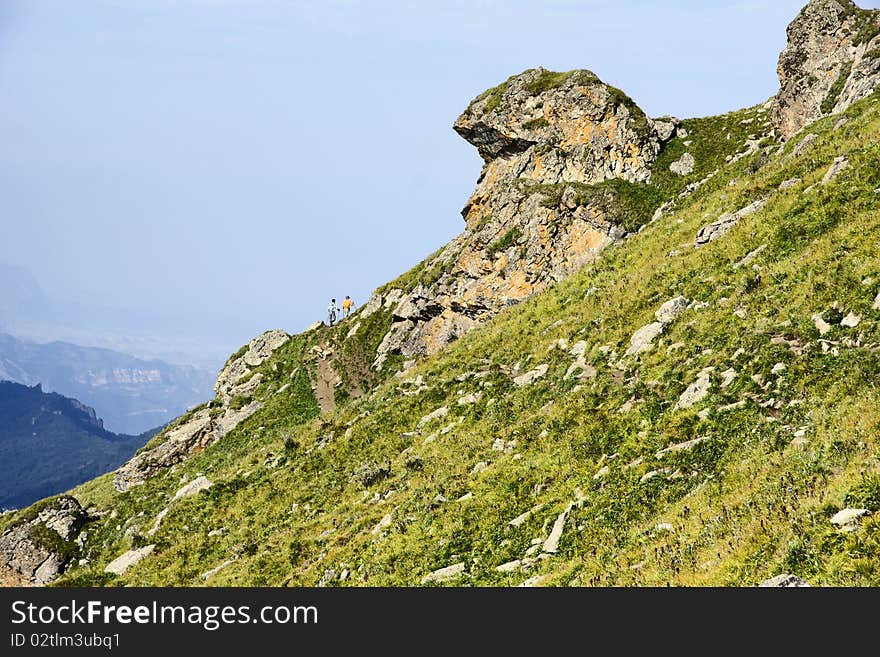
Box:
373;68;663;364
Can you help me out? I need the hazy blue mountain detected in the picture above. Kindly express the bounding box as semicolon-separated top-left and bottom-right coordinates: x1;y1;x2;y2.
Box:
0;381;157;509
0;333;215;434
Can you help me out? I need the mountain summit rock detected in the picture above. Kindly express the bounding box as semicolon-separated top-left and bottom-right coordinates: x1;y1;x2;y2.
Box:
771;0;880;139
373;68;667;363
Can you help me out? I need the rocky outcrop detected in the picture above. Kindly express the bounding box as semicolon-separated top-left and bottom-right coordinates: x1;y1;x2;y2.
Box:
374;68;666;363
112;329;290;492
215;329;290;401
0;496;86;586
771;0;880;140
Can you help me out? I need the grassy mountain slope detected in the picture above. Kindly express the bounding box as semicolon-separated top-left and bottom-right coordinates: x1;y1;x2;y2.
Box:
5;91;880;587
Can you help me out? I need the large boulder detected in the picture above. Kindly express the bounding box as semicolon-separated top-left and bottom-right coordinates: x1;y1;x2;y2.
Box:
374;68;662;361
771;0;880;140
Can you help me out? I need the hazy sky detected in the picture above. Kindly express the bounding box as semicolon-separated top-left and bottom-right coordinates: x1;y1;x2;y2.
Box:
3;0;874;365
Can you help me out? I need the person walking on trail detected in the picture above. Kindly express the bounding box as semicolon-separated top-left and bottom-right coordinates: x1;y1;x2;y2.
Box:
342;295;355;318
327;298;338;326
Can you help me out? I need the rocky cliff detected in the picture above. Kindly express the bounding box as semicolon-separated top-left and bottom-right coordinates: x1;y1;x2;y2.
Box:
771;0;880;139
371;68;671;366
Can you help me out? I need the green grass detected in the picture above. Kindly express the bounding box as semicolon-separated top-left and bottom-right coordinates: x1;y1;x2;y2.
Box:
487;227;523;258
822;61;854;115
33;91;880;588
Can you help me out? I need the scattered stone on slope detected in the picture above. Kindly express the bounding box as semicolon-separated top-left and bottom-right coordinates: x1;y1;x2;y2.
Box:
457;392;482;405
104;545;155;576
760;574;811;587
674;368;714;410
0;496;87;586
496;560;525;573
830;508;869;532
874;289;880;310
542;502;576;554
371;513;393;535
147;508;169;537
570;341;588;357
669;152;695;176
517;574;548;587
510;504;544;528
513;364;549;387
624;322;665;358
771;0;880;140
840;312;861;328
201;558;236;581
421;562;466;584
821;156;849;184
720;368;738;387
656;437;710;459
779;178;802;190
655;296;689;324
565;357;597;381
791;133;818;157
653;120;678;142
734;244;768;269
694;198;769;247
813;313;832;336
417;406;449;429
173;476;213;500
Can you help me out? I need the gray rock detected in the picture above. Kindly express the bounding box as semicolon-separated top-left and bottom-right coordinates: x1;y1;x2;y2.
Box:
656;436;710;458
874;289;880;311
653;120;677;142
669;152;695;176
215;329;289;398
674;369;713;410
821;156;849;184
779;178;802;190
114;408;215;492
421;562;466;584
812;313;832;336
0;496;87;586
565;357;597;381
655;296;689;324
840;312;861;328
200;558;235;581
771;1;880;140
513;364;549;387
417;406;449;429
104;545;155;576
830;508;869;530
624;322;665;358
509;504;544;528
542;502;575;554
695;198;768;247
173;476;213;500
760;574;811;587
791;133;818;158
496;560;524;573
734;244;768;269
371;513;393;535
372;67;662;361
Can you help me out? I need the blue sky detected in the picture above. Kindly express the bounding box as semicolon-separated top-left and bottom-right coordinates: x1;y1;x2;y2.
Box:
2;0;874;366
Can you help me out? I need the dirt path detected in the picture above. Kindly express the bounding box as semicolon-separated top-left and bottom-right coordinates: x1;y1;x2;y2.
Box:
315;353;338;414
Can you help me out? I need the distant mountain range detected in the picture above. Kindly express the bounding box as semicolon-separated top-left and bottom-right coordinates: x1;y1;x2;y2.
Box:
0;381;156;510
0;332;215;435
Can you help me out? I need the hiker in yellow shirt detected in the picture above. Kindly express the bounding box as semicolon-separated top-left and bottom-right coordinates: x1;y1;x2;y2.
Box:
341;295;355;318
